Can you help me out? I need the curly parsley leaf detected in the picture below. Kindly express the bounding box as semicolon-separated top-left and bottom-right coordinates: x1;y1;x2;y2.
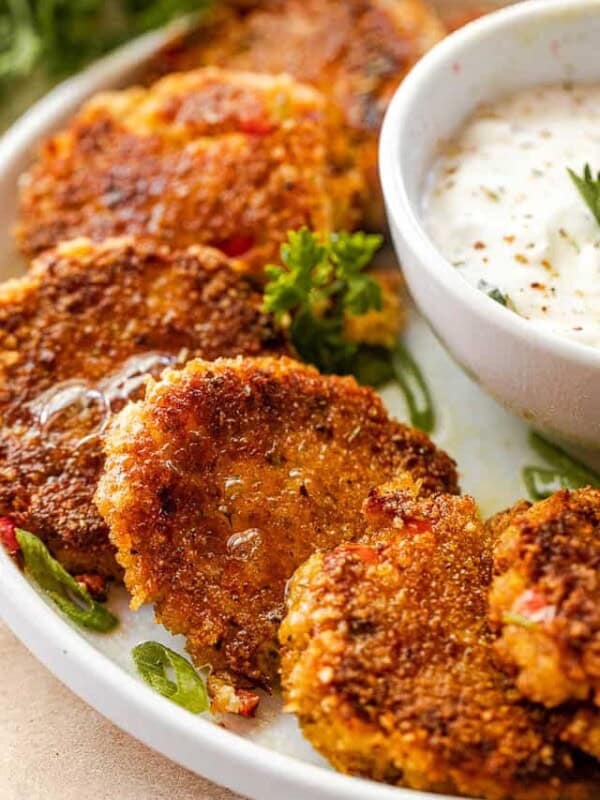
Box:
132;641;209;713
264;228;436;432
568;164;600;226
264;228;384;375
15;528;118;632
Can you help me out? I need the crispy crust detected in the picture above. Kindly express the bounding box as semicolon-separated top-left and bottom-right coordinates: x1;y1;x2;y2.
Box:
489;490;600;749
147;0;446;229
16;68;363;270
280;483;600;798
96;356;458;692
0;238;286;578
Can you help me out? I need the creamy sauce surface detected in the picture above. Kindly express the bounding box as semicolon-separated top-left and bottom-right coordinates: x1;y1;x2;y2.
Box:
423;84;600;348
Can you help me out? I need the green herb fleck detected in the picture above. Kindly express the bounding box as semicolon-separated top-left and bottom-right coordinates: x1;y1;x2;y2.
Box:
15;528;118;632
502;611;537;630
522;433;600;500
488;287;510;307
568;164;600;226
132;641;209;713
478;280;515;311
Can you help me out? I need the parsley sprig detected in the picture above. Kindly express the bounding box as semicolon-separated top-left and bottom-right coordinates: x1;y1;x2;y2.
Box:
264;228;436;433
568;164;600;226
263;228;384;375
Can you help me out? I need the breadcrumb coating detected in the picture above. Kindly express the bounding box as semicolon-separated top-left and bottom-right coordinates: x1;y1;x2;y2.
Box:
16;68;363;271
96;356;458;698
489;490;600;758
280;482;600;799
148;0;445;230
0;237;285;578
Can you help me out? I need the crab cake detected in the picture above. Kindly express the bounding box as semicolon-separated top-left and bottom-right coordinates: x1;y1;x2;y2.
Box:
16;68;363;270
0;238;286;579
148;0;445;230
489;490;600;714
345;265;404;350
280;482;600;799
96;356;458;703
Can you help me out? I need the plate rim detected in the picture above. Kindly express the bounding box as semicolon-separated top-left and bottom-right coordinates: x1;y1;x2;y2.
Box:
0;25;456;800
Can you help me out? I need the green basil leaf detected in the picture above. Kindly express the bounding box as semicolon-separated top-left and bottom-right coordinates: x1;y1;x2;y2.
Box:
132;641;209;714
391;341;436;433
15;529;118;632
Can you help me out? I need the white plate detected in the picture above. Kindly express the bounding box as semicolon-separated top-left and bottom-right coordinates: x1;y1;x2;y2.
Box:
0;11;555;800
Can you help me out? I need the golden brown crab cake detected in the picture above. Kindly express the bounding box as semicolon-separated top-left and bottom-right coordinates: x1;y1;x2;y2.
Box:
489;490;600;718
147;0;446;230
344;265;404;350
16;68;363;271
0;237;286;580
280;482;600;799
96;356;458;702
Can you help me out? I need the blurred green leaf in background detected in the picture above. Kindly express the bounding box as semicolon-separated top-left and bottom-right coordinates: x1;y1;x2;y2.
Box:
0;0;211;128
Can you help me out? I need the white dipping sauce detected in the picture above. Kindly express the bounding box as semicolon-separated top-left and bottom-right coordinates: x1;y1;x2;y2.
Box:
423;84;600;348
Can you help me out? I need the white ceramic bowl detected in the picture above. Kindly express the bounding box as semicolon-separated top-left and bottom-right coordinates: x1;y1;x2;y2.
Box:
380;0;600;453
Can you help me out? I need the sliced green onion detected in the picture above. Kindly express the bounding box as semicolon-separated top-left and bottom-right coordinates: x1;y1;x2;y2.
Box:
391;342;435;433
350;345;394;388
522;467;576;501
15;529;118;632
132;641;209;714
523;433;600;500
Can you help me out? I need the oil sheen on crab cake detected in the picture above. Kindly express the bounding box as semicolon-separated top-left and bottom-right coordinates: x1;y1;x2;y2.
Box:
16;68;363;271
489;489;600;758
280;481;600;799
0;238;286;579
147;0;446;230
96;356;458;705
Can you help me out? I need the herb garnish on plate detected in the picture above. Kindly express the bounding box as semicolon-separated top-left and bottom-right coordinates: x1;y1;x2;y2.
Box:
264;228;436;432
522;432;600;501
15;528;118;632
132;641;209;713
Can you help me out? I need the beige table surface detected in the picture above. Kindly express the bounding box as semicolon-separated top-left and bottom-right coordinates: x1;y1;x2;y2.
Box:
0;623;244;800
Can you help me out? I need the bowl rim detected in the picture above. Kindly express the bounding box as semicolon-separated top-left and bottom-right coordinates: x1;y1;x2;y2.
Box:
379;0;600;370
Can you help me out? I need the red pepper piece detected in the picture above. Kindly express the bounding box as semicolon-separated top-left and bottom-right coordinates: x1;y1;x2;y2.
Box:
343;543;379;564
0;517;19;555
237;689;261;718
239;117;275;136
219;234;255;258
404;518;432;536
